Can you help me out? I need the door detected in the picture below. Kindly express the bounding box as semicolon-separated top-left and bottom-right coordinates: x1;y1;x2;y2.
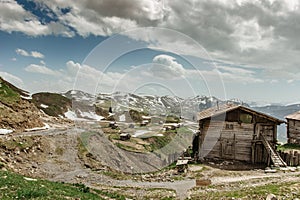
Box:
220;134;236;159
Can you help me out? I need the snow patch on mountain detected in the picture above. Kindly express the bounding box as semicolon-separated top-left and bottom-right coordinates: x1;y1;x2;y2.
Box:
64;109;103;121
40;104;48;108
0;129;13;135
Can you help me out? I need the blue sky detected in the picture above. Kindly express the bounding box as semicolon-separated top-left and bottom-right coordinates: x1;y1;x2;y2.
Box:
1;0;300;104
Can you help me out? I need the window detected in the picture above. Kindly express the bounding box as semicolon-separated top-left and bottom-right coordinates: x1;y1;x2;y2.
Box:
225;123;234;129
240;113;252;124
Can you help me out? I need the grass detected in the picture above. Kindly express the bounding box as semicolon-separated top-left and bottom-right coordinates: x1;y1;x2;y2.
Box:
190;181;300;199
0;79;20;105
0;136;36;151
92;184;176;200
115;142;137;152
0;170;103;199
144;129;179;151
277;143;300;151
165;115;180;123
0;169;174;200
111;131;175;153
101;170;129;180
79;131;97;147
146;135;173;151
94;190;127;200
108;126;190;153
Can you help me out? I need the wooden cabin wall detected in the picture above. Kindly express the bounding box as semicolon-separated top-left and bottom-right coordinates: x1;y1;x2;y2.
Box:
199;120;254;162
287;119;300;144
198;108;280;164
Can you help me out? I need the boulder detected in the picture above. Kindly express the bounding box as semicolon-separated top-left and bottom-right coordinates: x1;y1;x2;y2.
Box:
266;194;277;200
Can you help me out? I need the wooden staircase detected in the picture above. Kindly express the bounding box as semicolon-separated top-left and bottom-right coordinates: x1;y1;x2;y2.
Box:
261;135;287;167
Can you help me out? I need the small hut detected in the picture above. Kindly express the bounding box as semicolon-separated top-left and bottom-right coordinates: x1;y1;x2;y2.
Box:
176;159;189;173
109;121;118;129
120;133;131;141
196;104;286;167
286;111;300;144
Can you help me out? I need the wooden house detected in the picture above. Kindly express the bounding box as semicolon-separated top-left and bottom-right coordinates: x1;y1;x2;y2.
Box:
286;111;300;144
195;104;286;167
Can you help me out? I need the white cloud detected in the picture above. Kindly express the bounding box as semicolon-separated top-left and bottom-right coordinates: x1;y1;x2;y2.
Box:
65;60;127;93
3;0;300;86
25;64;59;76
0;1;74;37
31;51;44;58
16;48;45;58
16;48;29;57
150;54;186;79
0;71;23;87
217;65;255;76
60;11;138;37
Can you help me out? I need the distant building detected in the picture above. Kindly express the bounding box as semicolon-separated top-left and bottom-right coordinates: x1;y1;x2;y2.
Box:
196;104;286;167
120;133;131;141
286;111;300;144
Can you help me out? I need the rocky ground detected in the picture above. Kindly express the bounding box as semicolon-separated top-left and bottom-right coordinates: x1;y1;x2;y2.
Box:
1;124;300;200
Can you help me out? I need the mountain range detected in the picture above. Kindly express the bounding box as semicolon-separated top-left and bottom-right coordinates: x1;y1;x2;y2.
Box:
1;76;299;142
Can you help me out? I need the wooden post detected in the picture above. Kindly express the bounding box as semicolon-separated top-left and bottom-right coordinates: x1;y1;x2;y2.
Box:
294;151;298;166
284;152;288;163
251;143;255;164
220;142;223;158
286;153;290;166
267;150;271;166
233;134;236;160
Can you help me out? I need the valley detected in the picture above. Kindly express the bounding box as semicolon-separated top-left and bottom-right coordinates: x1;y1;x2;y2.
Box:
1;76;300;199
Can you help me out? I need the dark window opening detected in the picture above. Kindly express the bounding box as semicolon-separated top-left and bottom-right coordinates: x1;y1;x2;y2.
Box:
225;124;234;129
240;113;253;124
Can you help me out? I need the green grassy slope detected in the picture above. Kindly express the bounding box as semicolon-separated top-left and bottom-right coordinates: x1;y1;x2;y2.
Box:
0;170;131;200
0;77;23;105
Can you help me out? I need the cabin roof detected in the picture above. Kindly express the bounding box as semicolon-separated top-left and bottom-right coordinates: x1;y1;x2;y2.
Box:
285;111;300;120
198;104;285;124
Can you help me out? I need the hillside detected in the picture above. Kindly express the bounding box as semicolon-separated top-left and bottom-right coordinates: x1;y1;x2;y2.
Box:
253;104;300;120
0;77;43;132
31;92;71;117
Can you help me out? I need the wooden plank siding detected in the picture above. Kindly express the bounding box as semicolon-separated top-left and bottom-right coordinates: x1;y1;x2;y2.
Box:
200;121;255;162
287;119;300;144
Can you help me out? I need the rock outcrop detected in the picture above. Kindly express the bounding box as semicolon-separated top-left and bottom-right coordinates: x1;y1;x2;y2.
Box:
0;77;44;132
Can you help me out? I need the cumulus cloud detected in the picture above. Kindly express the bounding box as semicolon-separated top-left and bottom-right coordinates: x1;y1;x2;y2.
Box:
16;48;45;58
3;0;300;83
147;54;263;84
25;64;59;76
150;54;186;79
65;60;127;93
0;0;74;37
30;51;45;59
16;48;30;56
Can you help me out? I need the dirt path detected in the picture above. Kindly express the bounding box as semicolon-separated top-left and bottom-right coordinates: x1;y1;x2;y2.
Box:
211;171;300;185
